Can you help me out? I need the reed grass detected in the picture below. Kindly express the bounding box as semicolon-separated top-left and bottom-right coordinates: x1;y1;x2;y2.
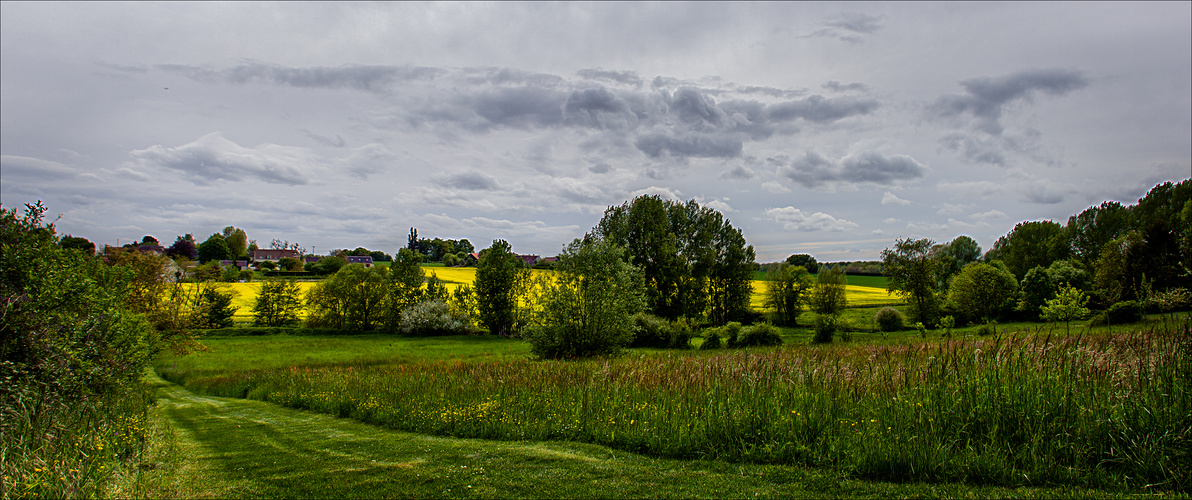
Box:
158;319;1190;491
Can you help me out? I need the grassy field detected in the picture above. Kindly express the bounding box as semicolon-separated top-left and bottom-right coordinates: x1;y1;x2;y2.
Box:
128;372;1136;499
158;314;1191;494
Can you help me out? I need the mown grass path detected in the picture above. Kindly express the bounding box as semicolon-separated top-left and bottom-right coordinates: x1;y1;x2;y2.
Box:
149;372;1129;499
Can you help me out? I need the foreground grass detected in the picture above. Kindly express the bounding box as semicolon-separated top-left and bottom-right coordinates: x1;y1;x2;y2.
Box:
133;371;1141;499
159;318;1190;493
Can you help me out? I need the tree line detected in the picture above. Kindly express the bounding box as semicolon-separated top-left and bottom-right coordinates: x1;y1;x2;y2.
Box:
880;179;1190;329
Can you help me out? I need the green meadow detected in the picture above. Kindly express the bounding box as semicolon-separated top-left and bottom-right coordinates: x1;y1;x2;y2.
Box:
154;313;1191;497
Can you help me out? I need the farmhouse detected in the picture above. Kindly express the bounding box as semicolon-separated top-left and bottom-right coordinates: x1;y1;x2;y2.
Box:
517;254;539;266
346;255;374;267
252;249;300;262
219;260;250;270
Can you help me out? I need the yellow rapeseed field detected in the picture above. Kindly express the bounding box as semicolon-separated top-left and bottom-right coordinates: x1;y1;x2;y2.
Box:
191;267;902;324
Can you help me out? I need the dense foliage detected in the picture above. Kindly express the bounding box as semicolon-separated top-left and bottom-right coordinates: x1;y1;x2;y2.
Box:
591;195;756;324
523;238;647;359
474;240;530;337
1;202;161;498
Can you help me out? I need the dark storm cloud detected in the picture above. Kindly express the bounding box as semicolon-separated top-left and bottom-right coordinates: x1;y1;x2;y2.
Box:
576;68;643;87
159;63;445;92
932;68;1089;135
779;151;927;189
435;171;500;191
129;133;314;186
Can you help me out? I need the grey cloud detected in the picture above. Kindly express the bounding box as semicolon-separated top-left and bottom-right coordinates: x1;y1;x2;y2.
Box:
588;162;613;174
470;87;566;129
668;87;729;129
939;132;1007;165
765;95;879;124
301;129;347;148
734;86;805;99
129;133;315;186
1022;183;1066;204
634;132;743;159
436;171;500;191
576;68;643;87
840;152;927;184
720;165;755;180
562;87;637;130
159;62;444;92
779;151;927;188
809;12;885;43
822;81;869;93
462;67;566;88
932;68;1089;135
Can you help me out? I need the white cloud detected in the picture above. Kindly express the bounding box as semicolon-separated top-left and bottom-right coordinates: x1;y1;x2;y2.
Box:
881;191;911;205
765;207;860;232
129;133;319;186
760;181;791;194
706;199;734;213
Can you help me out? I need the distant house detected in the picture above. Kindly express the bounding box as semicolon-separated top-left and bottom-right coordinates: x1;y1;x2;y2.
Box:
136;244;165;255
304;255;323;264
219;260;250;270
517;254;540;266
346;255;374;268
251;249;300;262
541;256;559;264
463;253;480;266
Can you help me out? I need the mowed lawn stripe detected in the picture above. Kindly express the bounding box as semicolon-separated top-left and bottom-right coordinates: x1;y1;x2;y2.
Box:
146;372;1115;499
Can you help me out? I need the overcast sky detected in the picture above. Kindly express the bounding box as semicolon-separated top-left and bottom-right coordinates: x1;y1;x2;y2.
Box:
2;2;1189;261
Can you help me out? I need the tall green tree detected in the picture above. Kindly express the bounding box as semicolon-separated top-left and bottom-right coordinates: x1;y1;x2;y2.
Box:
305;264;389;330
882;238;941;325
785;254;819;274
386;248;426;329
523;238;646;359
946;261;1019;324
984;221;1069;279
810;265;848;316
474;240;530;337
251;280;303;327
197;233;232;263
591;195;755;324
932;235;982;290
1066;201;1132;269
765;264;813;326
1041;285;1090;334
59;235;96;255
222;226;248;259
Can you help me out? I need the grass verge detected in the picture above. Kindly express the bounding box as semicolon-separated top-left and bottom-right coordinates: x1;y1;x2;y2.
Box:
135;371;1143;499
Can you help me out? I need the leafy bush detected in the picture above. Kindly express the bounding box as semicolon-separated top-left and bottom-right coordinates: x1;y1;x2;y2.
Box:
1144;288;1191;313
875;307;904;332
812;314;837;343
1089;300;1144;326
975;320;997;336
700;332;722;349
630;313;693;349
197;288;237;329
733;323;783;348
400;299;474;336
710;322;744;347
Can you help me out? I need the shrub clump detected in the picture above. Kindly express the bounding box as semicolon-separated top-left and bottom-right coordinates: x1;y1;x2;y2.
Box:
1088;300;1144;326
400;299;474;336
734;323;783;348
812;314;837;343
875;307;904;332
703;322;782;348
700;332;722;349
629;313;693;349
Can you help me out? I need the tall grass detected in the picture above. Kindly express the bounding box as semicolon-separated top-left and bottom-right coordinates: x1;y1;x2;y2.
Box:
0;369;153;498
159;319;1190;491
